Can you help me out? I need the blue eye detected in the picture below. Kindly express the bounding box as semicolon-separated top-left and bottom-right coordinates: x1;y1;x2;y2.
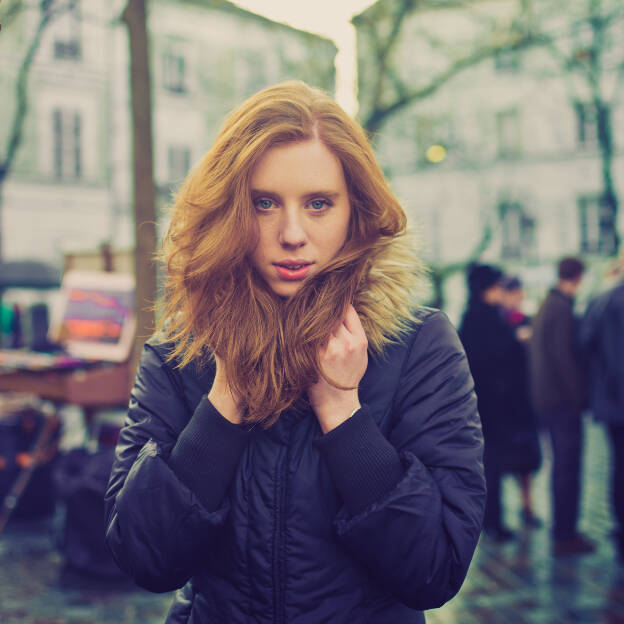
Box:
255;198;274;211
309;199;329;210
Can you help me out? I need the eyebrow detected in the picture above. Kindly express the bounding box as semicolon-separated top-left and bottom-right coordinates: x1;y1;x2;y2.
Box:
250;189;341;202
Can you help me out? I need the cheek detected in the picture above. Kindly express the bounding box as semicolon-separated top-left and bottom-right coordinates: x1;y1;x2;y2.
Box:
250;220;271;258
323;217;350;257
336;224;350;250
337;207;352;247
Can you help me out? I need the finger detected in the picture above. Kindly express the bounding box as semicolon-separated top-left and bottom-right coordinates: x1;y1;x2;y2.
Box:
325;337;346;359
331;324;365;359
330;315;344;337
334;323;352;344
342;304;366;340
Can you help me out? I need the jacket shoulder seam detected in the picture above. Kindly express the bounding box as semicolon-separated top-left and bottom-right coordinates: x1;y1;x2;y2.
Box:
144;343;194;416
390;308;441;418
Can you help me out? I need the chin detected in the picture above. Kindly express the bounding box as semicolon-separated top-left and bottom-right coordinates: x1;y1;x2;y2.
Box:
272;283;302;299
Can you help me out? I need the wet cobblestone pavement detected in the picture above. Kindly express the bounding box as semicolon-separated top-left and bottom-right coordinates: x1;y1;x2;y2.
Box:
0;517;173;623
0;418;620;623
426;419;623;624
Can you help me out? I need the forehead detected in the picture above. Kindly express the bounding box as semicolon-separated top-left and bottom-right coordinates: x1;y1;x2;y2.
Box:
250;139;346;190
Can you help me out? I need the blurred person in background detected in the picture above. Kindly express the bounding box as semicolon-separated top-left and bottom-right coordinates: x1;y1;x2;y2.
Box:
459;264;532;542
529;257;595;557
579;257;624;563
104;82;486;623
501;276;542;528
501;276;532;340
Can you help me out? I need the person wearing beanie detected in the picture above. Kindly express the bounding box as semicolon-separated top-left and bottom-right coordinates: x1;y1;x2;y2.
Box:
467;263;505;297
529;256;595;556
459;264;528;541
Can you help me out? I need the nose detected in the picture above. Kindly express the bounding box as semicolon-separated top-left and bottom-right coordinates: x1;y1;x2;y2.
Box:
278;207;307;248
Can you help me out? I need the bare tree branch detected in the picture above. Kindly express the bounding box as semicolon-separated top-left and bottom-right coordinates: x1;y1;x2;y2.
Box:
542;38;585;101
356;0;624;302
365;0;416;125
0;0;78;260
0;3;52;185
0;0;27;29
614;59;624;99
426;216;498;308
363;33;542;133
540;0;621;251
0;0;77;185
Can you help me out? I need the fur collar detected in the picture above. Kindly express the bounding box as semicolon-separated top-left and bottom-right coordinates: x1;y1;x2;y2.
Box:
355;230;428;355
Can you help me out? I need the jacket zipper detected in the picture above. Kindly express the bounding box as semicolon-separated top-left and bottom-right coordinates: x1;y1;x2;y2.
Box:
272;426;291;624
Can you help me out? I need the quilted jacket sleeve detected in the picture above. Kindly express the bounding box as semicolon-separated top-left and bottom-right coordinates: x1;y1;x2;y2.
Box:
330;311;485;610
104;344;238;593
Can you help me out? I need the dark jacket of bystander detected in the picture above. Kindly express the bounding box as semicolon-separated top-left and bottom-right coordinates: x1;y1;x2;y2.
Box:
579;278;624;425
529;289;586;415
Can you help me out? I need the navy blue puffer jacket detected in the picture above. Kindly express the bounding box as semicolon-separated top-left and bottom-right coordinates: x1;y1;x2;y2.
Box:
105;308;485;623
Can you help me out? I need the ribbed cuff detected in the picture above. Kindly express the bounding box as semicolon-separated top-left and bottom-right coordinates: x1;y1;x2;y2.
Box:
315;406;403;516
168;396;250;511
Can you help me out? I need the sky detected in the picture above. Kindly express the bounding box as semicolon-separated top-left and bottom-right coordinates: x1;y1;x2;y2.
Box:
231;0;377;115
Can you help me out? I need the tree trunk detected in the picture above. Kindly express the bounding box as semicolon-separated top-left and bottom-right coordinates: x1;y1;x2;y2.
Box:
121;0;157;376
595;99;620;253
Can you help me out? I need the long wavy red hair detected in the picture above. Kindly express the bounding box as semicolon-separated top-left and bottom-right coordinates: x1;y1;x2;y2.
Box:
157;81;422;426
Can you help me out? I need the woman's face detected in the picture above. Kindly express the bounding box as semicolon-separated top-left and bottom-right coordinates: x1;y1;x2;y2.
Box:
249;139;352;298
503;288;524;310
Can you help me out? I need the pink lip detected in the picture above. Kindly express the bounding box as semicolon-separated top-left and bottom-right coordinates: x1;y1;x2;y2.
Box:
273;261;313;281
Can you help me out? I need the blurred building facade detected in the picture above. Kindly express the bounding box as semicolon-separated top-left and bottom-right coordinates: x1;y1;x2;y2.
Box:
354;0;624;320
0;2;113;265
0;0;336;266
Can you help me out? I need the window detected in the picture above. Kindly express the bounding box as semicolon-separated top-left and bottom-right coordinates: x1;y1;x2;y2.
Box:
579;194;617;255
495;48;521;72
168;146;191;183
496;109;521;157
53;1;81;60
162;51;186;93
499;201;535;259
53;109;82;179
575;102;599;146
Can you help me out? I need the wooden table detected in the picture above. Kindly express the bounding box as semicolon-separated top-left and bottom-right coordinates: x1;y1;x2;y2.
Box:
0;362;132;431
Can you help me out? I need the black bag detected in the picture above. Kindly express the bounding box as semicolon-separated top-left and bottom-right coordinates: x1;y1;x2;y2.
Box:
501;427;543;475
0;403;59;521
54;447;129;582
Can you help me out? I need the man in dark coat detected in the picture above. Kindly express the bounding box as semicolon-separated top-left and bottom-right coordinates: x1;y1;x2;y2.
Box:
529;257;595;556
459;263;530;541
579;262;624;561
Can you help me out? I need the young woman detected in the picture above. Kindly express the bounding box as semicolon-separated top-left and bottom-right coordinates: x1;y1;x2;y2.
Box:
501;276;542;528
105;81;485;623
459;265;537;542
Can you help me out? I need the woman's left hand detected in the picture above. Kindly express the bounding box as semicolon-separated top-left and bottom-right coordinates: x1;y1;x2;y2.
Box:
308;304;368;434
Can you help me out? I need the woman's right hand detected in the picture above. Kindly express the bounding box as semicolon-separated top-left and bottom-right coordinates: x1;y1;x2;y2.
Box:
207;354;243;424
